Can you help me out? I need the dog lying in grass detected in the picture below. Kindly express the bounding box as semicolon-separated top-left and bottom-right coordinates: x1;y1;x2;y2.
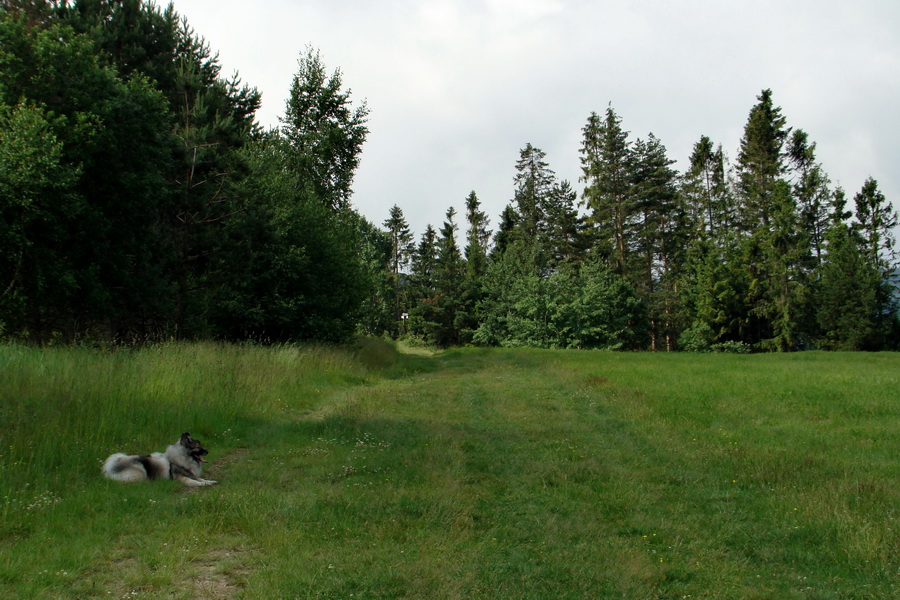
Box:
103;432;217;487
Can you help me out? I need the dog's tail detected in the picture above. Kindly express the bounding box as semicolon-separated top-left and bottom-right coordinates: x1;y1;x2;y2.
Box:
103;453;151;482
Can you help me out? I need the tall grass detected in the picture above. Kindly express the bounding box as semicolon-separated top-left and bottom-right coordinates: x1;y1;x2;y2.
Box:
0;341;376;499
1;343;897;599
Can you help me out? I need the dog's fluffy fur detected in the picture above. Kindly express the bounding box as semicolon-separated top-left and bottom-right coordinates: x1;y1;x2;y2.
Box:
102;432;217;487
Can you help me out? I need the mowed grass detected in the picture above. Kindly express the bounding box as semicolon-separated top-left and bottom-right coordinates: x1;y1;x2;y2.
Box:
0;343;897;599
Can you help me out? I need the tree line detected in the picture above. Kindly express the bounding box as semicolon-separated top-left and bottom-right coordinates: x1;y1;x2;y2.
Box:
1;0;383;343
2;1;897;351
381;94;899;351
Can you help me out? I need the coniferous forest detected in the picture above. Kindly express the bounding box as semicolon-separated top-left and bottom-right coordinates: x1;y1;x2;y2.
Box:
2;1;898;351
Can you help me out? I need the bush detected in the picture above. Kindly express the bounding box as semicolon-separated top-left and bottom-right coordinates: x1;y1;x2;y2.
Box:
711;340;751;354
678;322;715;352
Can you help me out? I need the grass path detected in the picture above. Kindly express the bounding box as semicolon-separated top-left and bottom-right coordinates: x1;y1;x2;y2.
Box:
0;343;897;598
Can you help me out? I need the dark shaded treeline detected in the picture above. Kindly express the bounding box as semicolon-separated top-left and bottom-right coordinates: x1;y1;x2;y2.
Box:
1;1;897;350
1;0;383;343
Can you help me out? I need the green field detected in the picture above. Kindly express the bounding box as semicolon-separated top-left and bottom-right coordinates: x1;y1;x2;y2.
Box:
1;342;897;599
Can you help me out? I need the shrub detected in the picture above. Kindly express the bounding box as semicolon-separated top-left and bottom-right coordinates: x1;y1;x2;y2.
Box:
711;340;751;354
678;322;715;352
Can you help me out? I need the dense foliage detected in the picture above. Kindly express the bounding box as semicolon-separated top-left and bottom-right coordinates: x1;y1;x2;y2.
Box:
0;0;382;343
396;96;899;351
1;1;896;350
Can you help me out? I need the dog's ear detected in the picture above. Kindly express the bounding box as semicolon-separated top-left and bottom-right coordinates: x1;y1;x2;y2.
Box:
180;432;193;446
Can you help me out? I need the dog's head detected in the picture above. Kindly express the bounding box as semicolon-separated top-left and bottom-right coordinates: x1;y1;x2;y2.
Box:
179;432;209;463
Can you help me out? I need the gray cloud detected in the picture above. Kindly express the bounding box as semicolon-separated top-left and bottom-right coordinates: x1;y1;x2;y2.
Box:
173;0;900;238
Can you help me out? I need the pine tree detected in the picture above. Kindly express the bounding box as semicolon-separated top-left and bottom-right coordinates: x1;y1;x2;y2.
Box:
580;106;632;274
787;129;831;267
629;134;682;349
817;218;884;350
758;180;809;351
736;89;789;232
491;204;518;259
407;225;438;339
464;191;491;279
852;177;897;273
684;135;732;237
383;204;414;334
167;19;261;336
411;225;438;296
542;180;586;267
423;208;466;346
512;143;555;252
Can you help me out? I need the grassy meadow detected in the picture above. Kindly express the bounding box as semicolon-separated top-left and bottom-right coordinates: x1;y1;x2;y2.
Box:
0;341;897;599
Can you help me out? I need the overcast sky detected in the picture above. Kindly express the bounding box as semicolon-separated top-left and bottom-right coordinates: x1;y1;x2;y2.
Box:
170;0;899;239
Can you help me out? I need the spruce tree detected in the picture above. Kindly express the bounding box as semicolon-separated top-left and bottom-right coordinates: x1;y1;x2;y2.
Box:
787;129;831;267
491;204;518;259
736;89;789;232
407;225;438;339
464;191;491;279
580;106;632;275
734;89;810;347
817;219;883;350
629;134;682;349
512;143;555;253
852;177;897;273
411;225;438;296
759;180;809;351
684;135;732;237
426;208;466;346
383;205;415;334
542;180;586;267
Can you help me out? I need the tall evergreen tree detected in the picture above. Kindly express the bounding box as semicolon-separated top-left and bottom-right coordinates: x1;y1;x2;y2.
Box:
580;106;632;274
542;180;586;267
733;89;809;347
383;204;414;334
407;224;438;338
417;209;466;347
736;89;789;232
787;129;831;267
629;133;682;349
460;191;493;342
852;177;897;273
684;135;732;237
464;191;491;279
817;218;884;350
411;225;438;297
679;135;744;347
384;204;414;276
490;205;516;258
167;20;261;336
513;143;555;245
55;0;180;92
758;180;810;351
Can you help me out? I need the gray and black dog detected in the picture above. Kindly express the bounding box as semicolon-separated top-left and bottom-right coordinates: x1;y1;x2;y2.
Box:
102;432;217;487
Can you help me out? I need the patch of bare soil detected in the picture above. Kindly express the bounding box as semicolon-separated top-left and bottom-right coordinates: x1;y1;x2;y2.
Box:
191;549;251;600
